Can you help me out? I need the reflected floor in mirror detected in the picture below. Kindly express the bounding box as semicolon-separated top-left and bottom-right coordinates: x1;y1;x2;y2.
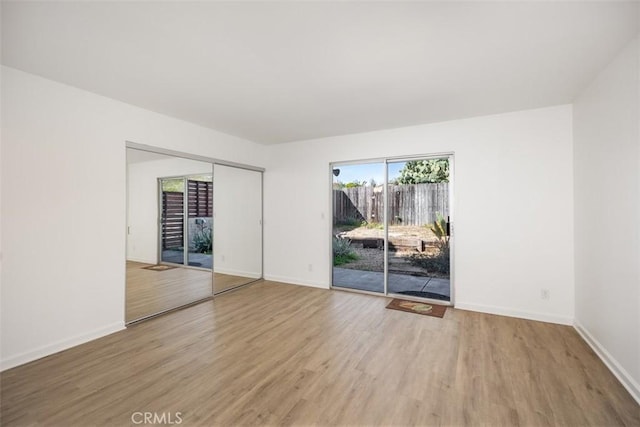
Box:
214;275;260;294
126;262;258;322
126;262;213;322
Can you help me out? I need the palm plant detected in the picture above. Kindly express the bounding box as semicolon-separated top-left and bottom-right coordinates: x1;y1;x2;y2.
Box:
429;213;449;251
408;213;450;275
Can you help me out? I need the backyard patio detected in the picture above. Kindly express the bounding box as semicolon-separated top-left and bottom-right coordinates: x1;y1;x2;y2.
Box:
161;250;212;269
333;267;450;300
333;223;451;300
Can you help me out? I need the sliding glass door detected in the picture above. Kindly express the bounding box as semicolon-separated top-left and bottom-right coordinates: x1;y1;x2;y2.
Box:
186;176;213;269
160;174;213;269
386;158;450;301
331;162;385;293
160;177;186;265
331;155;452;303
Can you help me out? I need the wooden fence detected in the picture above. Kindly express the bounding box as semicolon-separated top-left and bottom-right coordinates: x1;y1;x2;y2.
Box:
333;183;448;226
162;191;184;249
187;180;213;218
162;180;213;249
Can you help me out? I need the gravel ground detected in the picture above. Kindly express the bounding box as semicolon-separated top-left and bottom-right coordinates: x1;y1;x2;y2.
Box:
339;245;434;272
347;247;385;271
334;225;447;277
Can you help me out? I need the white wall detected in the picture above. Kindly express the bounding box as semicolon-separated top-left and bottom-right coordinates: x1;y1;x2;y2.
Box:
0;63;593;372
127;155;212;264
264;105;575;324
573;35;640;402
213;165;263;279
0;67;266;370
0;66;3;364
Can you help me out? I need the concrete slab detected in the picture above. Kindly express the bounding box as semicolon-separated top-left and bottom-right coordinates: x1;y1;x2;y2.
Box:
162;250;212;269
332;267;450;301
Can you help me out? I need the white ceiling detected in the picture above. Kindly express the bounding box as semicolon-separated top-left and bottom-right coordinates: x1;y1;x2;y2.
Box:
2;1;638;144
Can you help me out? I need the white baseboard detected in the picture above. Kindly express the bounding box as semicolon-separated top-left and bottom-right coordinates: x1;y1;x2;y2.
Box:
0;321;125;372
126;257;156;264
263;274;329;289
215;267;261;279
574;321;640;405
454;301;574;325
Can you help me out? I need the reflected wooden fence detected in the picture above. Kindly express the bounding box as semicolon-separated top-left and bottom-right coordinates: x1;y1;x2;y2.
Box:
333;183;449;226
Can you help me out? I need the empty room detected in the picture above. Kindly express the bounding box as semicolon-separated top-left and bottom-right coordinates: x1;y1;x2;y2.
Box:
1;1;639;426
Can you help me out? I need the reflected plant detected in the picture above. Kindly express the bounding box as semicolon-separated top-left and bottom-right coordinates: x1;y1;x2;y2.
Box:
193;227;212;254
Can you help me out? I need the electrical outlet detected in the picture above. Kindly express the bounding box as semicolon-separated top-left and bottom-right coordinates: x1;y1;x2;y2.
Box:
221;255;225;262
541;289;550;300
308;264;313;272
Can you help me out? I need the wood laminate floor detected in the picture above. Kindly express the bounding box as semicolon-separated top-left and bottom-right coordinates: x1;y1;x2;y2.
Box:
2;281;639;426
125;261;255;322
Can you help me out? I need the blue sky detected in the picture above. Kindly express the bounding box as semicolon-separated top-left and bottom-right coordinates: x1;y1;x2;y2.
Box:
332;162;406;185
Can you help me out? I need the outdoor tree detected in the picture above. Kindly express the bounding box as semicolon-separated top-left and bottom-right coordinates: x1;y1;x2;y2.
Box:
334;179;378;188
397;159;449;184
338;180;367;188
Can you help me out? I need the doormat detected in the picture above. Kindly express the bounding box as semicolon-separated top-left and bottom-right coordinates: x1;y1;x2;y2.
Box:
386;298;447;318
142;264;177;271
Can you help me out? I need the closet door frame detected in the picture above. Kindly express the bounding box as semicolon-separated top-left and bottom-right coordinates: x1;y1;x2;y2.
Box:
125;141;265;325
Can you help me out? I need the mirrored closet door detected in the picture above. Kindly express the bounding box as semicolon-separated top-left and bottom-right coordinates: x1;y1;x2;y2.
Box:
126;148;215;322
213;164;263;293
126;146;264;324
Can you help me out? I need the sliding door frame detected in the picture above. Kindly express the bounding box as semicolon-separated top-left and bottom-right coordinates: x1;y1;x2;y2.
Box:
330;159;387;295
126;141;265;173
329;152;455;306
157;173;213;271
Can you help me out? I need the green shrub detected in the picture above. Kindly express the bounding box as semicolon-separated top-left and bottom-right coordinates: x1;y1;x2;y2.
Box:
408;251;449;275
336;216;363;227
333;236;358;266
334;253;359;266
333;236;353;257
